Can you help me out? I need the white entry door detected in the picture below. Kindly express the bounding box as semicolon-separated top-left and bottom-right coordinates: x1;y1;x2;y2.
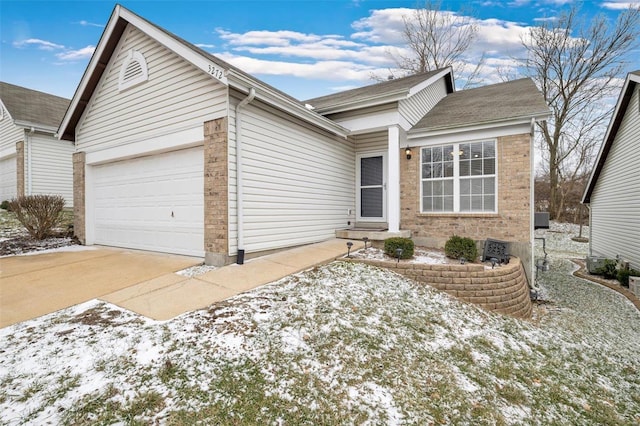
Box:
356;152;387;222
91;147;204;257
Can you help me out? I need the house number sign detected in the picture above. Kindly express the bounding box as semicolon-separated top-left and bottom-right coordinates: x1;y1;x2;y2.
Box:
207;63;225;82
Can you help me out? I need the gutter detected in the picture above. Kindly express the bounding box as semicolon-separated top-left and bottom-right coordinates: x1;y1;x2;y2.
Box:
235;88;256;265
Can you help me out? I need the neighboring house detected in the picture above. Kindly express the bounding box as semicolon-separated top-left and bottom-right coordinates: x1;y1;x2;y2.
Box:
58;5;550;282
582;71;640;270
0;82;73;205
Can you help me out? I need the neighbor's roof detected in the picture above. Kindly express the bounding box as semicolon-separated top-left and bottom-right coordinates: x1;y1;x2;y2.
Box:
582;70;640;204
411;78;550;132
0;82;70;131
305;68;454;114
59;4;348;141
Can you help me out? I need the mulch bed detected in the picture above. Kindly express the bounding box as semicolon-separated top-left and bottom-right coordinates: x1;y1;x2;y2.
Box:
0;232;79;256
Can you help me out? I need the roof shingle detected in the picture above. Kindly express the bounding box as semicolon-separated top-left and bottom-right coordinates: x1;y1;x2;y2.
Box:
412;78;549;131
0;82;70;129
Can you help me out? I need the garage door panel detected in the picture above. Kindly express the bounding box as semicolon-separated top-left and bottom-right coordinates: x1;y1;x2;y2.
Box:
92;147;204;257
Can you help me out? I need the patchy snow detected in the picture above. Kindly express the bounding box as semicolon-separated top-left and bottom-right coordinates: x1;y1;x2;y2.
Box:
2;242;95;257
349;246;453;264
175;263;217;277
1;221;639;424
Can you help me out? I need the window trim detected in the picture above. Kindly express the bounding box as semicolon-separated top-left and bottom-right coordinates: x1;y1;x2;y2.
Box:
420;139;498;214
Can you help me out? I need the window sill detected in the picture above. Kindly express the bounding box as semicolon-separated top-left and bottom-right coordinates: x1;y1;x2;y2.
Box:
417;212;500;218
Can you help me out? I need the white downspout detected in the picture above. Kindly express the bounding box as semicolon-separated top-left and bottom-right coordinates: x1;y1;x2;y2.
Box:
27;127;35;195
235;88;256;264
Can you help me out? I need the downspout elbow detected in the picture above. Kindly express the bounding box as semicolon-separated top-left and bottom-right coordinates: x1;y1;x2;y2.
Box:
235;88;256;265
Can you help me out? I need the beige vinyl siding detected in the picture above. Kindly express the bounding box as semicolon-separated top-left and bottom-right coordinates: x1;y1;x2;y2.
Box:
353;131;388;153
0;155;17;201
0;111;23;154
399;77;448;126
590;84;640;269
228;95;355;254
76;24;227;153
28;134;74;205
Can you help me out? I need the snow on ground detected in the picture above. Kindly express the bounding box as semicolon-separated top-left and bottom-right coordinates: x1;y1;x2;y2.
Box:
175;263;217;277
1;222;639;425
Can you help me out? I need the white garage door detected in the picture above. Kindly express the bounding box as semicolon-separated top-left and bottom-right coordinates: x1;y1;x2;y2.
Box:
92;147;204;257
0;155;17;202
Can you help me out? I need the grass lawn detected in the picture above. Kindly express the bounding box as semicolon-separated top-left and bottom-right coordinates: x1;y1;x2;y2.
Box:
1;223;639;425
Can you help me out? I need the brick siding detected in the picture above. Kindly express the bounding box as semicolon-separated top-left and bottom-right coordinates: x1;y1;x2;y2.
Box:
204;117;230;266
400;134;532;247
72;152;86;244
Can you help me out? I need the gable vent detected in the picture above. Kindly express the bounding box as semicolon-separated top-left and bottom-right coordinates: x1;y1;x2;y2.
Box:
118;49;149;92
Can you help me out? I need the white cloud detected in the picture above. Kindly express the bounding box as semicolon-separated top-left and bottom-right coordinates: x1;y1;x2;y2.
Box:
350;7;411;44
215;52;384;82
13;38;64;50
55;45;95;61
601;1;640;9
77;20;104;28
195;43;216;49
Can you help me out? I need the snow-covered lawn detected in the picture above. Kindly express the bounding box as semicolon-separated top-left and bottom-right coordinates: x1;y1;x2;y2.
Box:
1;223;639;425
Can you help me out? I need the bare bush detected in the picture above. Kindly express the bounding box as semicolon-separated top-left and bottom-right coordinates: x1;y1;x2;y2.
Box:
8;195;66;240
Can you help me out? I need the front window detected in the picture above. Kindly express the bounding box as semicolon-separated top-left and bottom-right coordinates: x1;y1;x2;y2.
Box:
421;140;497;213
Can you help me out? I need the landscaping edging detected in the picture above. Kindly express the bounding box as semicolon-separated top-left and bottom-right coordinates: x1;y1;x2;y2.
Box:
344;257;532;318
571;259;640;312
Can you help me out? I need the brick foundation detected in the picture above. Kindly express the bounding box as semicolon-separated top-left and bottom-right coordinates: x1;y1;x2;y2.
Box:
347;257;532;318
72;152;86;244
16;141;25;196
204;117;230;266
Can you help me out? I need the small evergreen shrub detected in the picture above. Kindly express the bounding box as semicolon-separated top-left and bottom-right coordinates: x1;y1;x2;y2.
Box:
444;235;478;262
595;259;618;280
0;200;9;211
617;268;640;288
8;195;65;240
384;237;414;259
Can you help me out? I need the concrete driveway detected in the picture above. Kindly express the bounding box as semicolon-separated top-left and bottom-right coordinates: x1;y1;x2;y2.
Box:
0;248;200;328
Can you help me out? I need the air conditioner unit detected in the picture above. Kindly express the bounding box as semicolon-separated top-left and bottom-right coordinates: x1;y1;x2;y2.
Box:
629;276;640;297
586;256;607;274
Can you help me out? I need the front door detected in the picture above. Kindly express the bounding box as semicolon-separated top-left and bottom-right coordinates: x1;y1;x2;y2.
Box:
357;152;387;222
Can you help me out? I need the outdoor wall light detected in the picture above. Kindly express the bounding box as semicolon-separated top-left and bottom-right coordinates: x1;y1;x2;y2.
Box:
405;146;412;160
346;241;353;258
395;248;403;263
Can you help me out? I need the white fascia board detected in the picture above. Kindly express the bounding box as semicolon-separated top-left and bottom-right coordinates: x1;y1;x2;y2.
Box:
118;8;228;86
85;125;205;165
407;67;452;97
582;72;639;203
335;110;411;134
228;70;350;138
13;120;58;135
58;6;122;139
313;90;407;115
407;121;532;146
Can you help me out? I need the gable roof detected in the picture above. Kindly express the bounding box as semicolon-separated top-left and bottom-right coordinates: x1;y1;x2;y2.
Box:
305;68;454;114
58;4;348;141
0;82;70;132
411;78;550;133
582;70;640;204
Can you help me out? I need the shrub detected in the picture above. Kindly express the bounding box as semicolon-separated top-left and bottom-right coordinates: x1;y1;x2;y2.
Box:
384;237;414;259
444;235;478;262
0;200;10;211
8;195;65;240
617;268;640;288
595;259;618;280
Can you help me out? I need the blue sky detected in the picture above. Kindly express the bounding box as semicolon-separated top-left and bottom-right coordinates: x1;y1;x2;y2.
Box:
1;0;639;101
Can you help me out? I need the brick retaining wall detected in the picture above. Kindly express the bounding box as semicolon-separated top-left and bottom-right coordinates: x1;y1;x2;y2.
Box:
345;257;532;318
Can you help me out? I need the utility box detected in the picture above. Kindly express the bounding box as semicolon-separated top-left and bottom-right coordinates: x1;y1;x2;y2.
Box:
534;212;550;230
629;276;640;297
586;256;608;274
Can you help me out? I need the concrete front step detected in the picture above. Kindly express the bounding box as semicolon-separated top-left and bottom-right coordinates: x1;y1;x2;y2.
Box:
335;229;412;241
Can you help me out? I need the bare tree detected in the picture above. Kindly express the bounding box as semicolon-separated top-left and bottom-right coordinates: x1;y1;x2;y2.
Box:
385;0;481;87
522;5;640;220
